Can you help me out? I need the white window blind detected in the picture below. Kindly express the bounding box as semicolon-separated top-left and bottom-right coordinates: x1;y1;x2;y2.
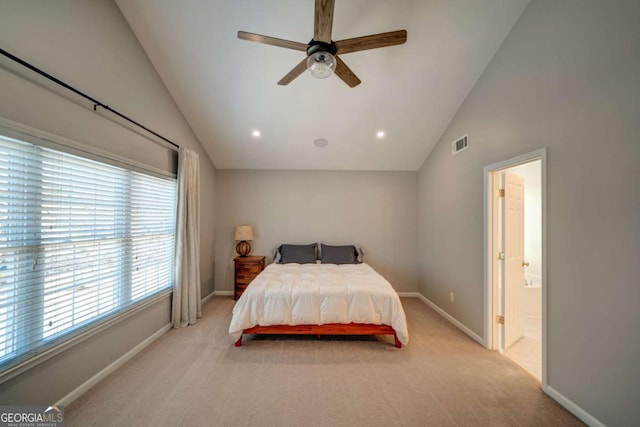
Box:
0;133;176;370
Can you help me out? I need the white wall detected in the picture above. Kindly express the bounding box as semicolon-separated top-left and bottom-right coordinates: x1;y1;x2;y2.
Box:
216;170;418;293
507;160;542;287
418;1;640;425
0;0;216;404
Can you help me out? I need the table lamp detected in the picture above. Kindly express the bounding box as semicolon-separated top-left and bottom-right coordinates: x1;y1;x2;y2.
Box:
234;225;254;257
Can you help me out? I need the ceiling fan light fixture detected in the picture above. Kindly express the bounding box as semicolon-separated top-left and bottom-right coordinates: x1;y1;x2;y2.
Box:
307;51;336;79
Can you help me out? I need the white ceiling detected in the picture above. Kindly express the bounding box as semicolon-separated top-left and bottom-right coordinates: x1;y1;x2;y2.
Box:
116;0;528;171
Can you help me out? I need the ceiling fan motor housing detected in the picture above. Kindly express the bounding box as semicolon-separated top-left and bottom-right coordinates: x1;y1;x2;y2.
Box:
306;40;337;57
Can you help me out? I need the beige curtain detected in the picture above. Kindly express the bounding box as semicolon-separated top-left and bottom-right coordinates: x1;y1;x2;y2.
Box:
172;147;201;327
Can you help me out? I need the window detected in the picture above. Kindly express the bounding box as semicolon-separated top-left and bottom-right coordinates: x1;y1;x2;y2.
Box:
0;132;176;371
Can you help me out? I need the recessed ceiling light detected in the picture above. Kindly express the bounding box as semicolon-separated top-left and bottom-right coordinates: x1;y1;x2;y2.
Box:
376;130;385;139
313;138;328;148
252;130;261;138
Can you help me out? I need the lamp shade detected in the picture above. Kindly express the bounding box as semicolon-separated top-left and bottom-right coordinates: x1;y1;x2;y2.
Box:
234;225;254;241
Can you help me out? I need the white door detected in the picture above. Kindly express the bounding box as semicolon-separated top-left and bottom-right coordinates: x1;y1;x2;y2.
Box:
503;171;525;349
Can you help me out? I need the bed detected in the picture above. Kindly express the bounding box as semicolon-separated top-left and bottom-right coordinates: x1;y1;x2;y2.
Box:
229;250;409;348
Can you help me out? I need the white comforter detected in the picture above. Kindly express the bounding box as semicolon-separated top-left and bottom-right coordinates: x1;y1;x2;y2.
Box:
228;262;409;345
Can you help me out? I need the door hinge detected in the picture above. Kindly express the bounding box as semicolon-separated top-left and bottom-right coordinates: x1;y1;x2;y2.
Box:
496;188;505;197
496;315;505;325
496;252;505;260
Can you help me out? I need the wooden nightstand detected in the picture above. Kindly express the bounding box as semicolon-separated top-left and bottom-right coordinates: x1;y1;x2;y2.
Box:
234;256;265;300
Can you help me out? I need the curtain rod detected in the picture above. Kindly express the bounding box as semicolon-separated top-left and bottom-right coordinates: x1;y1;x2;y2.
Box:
0;47;180;150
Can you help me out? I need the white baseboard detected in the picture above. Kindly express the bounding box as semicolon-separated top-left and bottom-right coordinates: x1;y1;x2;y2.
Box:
397;292;420;298
544;385;605;427
213;290;233;296
55;323;172;407
201;290;216;304
416;294;485;346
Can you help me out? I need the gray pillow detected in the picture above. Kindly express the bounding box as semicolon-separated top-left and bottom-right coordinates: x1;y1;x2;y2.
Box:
320;244;359;264
277;243;317;264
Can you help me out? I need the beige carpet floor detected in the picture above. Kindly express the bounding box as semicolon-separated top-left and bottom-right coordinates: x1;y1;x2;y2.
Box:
65;297;582;426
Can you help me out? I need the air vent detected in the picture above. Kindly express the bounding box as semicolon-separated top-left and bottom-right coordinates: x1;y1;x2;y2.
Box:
452;134;468;155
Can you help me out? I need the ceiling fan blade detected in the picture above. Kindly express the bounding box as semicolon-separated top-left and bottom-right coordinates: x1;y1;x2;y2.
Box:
314;0;335;43
334;56;361;88
335;30;407;55
277;58;309;85
237;31;308;51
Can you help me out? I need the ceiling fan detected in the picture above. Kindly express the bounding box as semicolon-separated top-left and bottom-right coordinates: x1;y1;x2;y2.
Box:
237;0;407;88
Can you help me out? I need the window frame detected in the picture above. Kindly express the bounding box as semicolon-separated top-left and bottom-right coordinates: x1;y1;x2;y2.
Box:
0;118;176;384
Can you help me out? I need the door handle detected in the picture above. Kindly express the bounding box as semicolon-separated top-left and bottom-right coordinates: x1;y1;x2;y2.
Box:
522;261;530;267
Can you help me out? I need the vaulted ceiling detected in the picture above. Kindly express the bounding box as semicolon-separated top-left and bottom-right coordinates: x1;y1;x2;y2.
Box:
116;0;528;171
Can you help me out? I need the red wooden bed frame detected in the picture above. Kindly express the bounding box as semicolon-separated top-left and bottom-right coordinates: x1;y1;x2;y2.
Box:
234;323;401;348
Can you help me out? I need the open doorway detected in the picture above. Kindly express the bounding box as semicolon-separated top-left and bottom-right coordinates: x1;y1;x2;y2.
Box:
484;149;546;385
